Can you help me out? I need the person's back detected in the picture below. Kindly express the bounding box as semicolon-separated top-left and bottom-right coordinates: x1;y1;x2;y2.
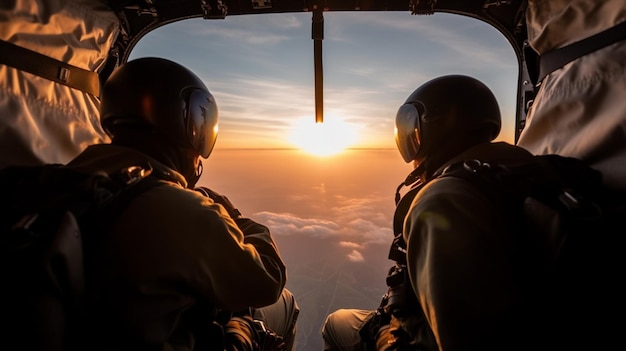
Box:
322;75;556;351
394;75;546;350
402;144;540;350
69;57;298;350
394;74;626;350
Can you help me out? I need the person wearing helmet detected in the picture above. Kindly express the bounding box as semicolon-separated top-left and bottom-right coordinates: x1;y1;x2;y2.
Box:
65;57;298;350
392;75;539;350
322;75;539;351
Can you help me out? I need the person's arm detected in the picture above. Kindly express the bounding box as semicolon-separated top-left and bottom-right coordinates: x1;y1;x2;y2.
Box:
195;186;286;303
188;187;287;311
403;177;526;350
234;217;286;294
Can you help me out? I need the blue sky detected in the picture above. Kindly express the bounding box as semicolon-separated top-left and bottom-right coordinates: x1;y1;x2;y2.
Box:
130;11;519;151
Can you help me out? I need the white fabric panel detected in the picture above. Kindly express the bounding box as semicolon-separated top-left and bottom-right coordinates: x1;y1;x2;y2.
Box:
0;0;119;168
525;0;626;55
519;0;626;192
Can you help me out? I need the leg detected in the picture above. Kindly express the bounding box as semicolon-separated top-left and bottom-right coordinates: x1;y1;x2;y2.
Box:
322;309;375;351
253;289;300;351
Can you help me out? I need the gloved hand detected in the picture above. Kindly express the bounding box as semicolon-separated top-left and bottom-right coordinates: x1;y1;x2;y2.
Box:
224;315;286;351
195;186;243;218
224;315;257;351
254;322;287;351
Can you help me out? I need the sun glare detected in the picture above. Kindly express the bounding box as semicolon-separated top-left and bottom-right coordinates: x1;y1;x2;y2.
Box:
289;116;358;156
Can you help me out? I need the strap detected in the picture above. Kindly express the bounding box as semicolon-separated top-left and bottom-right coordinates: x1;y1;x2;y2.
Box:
0;39;100;96
537;20;626;83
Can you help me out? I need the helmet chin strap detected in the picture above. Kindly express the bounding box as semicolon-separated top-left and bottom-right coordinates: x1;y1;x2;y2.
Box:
186;159;203;188
394;162;426;205
195;160;203;177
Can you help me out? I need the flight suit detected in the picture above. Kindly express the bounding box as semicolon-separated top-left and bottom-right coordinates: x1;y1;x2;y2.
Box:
67;143;298;350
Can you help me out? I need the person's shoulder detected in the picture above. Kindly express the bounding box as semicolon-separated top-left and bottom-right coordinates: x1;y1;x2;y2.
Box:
476;142;534;163
121;183;235;233
444;143;535;174
140;180;206;201
127;180;214;215
408;176;499;226
418;175;478;200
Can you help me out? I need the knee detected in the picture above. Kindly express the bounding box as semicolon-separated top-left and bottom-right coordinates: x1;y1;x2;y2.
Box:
323;309;345;330
279;289;300;331
322;309;352;341
322;311;342;351
281;289;299;315
322;309;375;351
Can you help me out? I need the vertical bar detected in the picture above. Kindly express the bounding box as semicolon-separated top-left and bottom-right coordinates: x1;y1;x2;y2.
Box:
312;5;324;123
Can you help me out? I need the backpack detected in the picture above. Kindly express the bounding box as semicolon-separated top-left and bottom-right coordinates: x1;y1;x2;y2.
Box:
0;163;155;351
373;154;624;350
437;154;624;349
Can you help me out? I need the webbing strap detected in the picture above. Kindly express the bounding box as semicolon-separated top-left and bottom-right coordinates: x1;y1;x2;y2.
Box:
0;39;100;96
537;20;626;83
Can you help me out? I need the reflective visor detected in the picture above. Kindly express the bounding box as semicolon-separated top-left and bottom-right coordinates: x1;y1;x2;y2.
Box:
186;89;219;158
394;102;423;163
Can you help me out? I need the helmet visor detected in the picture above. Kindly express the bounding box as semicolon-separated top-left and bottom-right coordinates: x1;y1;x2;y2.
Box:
187;89;219;158
394;102;423;163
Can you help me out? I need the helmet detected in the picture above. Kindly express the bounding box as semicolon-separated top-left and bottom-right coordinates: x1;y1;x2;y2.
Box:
394;75;501;163
100;57;219;158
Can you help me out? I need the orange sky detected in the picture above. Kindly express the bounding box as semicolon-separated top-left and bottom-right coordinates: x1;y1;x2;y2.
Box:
201;148;412;217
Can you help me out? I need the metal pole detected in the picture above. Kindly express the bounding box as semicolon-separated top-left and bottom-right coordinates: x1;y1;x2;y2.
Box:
312;5;324;123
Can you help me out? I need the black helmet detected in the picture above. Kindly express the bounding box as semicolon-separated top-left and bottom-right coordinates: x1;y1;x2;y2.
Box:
100;57;219;158
394;75;501;163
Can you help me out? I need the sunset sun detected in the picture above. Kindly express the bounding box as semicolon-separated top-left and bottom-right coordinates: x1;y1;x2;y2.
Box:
289;116;358;156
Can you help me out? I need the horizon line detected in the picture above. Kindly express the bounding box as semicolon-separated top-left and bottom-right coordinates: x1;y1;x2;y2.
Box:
214;147;398;151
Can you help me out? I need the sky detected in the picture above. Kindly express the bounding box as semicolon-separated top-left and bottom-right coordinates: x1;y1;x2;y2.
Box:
129;10;519;152
129;11;521;351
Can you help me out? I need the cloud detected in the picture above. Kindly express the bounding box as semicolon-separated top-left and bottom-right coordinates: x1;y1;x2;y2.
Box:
186;19;294;45
251;191;395;262
252;211;340;237
345;218;393;245
329;12;515;69
346;250;365;262
339;241;364;249
332;196;392;227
